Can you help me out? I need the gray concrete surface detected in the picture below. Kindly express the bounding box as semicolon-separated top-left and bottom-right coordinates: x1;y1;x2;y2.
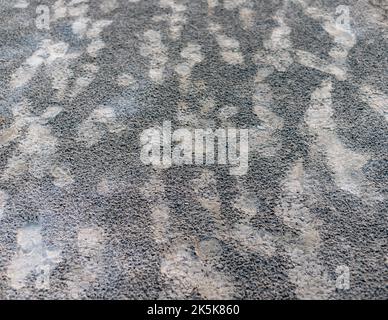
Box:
0;0;387;299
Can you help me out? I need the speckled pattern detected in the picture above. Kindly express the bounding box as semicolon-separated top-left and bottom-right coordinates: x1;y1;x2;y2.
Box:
0;0;387;299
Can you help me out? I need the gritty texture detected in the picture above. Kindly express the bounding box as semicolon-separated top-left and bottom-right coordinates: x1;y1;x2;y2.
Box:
0;0;387;300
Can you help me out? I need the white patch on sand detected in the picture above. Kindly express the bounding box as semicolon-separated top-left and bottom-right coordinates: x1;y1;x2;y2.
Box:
207;0;219;14
223;0;254;29
69;0;89;6
0;190;8;219
223;0;247;10
276;160;334;299
0;127;19;146
52;0;68;21
51;166;74;188
142;172;235;299
175;43;203;91
192;171;277;257
3;118;58;180
77;227;104;255
139;176;170;245
72;16;91;36
49;3;110;99
293;2;356;80
7;224;61;290
252;84;283;132
294;50;347;81
18;123;56;159
160;244;234;299
228;180;277;256
14;0;29;9
117;73;138;88
140;30;168;83
87;39;106;57
0;100;31;147
9;39;80;101
176;43;203;77
67;226;104;298
69;64;99;98
86;20;112;58
77;107;126;147
239;7;255;30
324;5;356;60
208;23;244;65
231;223;277;256
176;101;197;125
99;0;118;13
150;204;170;245
216;34;244;65
41;107;63;120
256;9;293;72
0;122;23;147
51;0;90;23
233;192;257;219
86;20;112;38
95;177;127;197
50;0;111;63
218;105;239;123
51;60;74;100
96;178;112;196
22;124;57;177
306;79;381;200
10;40;70;89
68;3;89;17
153;0;187;40
359;84;388;121
192;170;222;219
249;66;283;156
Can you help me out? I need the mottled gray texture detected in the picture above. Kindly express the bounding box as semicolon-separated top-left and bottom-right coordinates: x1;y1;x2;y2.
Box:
0;0;387;299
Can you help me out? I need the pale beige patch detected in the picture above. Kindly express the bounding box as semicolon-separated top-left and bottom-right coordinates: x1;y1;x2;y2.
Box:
175;42;203;92
191;170;222;218
359;84;388;121
51;166;74;188
140;30;168;83
96;178;113;196
41;107;63;119
239;7;255;30
117;73;137;88
256;10;293;72
67;226;104;298
275;160;334;299
306;79;380;200
14;0;29;9
87;39;106;57
156;0;187;40
150;204;170;245
2;123;58;180
86;20;112;38
7;225;61;290
215;34;244;65
77;107;126;147
0;190;8;219
139;175;170;245
160;244;234;299
223;0;247;10
99;0;118;13
10;40;70;89
250;71;283;155
69;64;99;98
231;223;277;256
294;50;347;80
